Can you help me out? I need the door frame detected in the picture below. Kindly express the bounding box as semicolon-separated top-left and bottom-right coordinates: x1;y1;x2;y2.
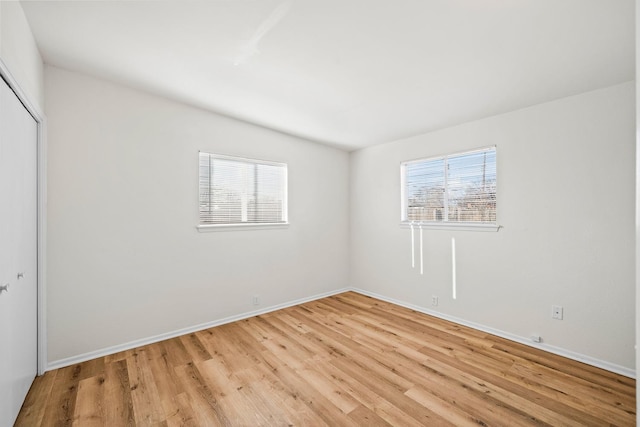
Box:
0;58;47;375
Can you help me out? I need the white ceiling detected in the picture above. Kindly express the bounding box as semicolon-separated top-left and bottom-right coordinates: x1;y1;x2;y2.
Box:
21;0;634;151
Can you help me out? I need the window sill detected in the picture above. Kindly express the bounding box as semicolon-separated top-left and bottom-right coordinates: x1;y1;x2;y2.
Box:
399;222;501;232
197;223;289;232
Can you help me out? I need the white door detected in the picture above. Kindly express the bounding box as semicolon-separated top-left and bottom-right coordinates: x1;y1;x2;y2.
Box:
0;78;38;427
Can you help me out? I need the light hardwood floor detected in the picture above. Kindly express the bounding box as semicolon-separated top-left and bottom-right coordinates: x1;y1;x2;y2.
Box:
16;292;636;426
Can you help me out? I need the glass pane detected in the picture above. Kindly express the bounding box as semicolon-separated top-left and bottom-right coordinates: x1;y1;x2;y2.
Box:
255;164;285;223
446;149;496;223
405;158;445;222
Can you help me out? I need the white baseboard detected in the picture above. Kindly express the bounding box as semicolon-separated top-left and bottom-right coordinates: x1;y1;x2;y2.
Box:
350;287;636;379
48;286;635;379
46;287;351;371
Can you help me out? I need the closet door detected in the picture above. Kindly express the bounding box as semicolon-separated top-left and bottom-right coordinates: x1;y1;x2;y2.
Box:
0;77;38;427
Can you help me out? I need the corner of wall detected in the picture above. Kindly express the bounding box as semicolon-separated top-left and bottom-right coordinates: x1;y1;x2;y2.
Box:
0;1;44;113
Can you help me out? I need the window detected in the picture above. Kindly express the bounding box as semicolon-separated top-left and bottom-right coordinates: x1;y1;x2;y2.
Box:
401;147;496;227
198;152;288;227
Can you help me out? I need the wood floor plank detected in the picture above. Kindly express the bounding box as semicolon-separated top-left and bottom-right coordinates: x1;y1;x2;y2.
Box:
38;364;83;426
167;393;199;427
73;374;105;426
330;354;456;426
146;342;194;425
325;318;539;426
219;319;351;425
415;342;606;426
251;311;333;363
235;318;316;370
296;365;361;414
249;354;332;426
103;359;135;427
314;361;427;427
179;332;212;364
126;346;166;425
18;291;636;426
507;360;635;425
14;370;57;426
351;335;543;426
287;306;417;391
159;337;193;368
404;385;497;427
256;350;362;427
174;361;233;426
233;381;292;425
347;404;393;426
486;333;636;388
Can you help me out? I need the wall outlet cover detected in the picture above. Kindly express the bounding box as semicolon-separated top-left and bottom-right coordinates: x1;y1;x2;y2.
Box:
552;305;563;320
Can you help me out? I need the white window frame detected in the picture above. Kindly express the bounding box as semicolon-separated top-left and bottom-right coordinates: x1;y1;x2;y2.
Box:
400;146;499;232
197;152;289;231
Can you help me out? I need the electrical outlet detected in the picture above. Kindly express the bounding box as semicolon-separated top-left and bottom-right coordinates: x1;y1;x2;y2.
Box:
253;295;260;306
552;305;563;320
530;335;542;343
431;296;438;306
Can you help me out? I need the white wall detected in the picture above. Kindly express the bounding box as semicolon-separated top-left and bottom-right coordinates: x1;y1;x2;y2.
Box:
350;82;636;371
45;66;349;363
0;1;43;111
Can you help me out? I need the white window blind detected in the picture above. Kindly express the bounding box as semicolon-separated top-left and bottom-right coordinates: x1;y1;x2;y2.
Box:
401;147;496;225
199;152;288;226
